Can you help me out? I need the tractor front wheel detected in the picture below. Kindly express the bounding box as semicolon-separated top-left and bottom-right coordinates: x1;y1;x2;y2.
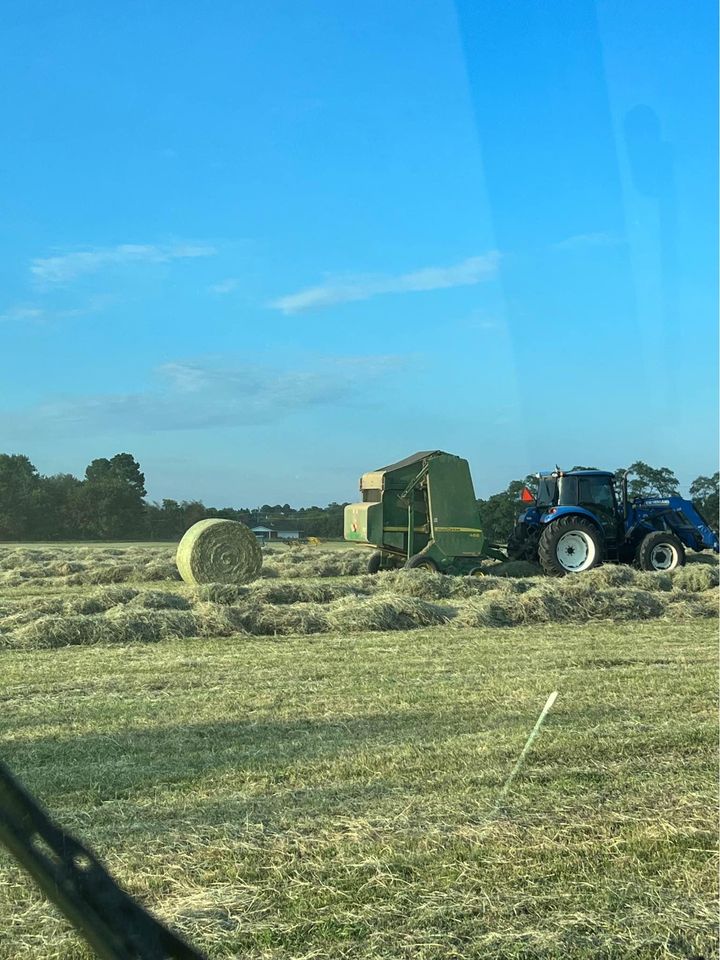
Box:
635;531;685;572
538;516;603;576
404;554;439;573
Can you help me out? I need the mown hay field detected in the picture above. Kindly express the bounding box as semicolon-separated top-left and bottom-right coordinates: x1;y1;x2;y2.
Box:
0;542;718;959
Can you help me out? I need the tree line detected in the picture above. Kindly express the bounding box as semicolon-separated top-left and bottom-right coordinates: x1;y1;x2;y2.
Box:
0;453;347;541
0;452;717;542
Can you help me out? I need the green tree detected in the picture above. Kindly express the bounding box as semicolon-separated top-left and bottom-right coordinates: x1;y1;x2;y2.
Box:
625;461;680;498
689;472;719;528
75;480;146;539
0;455;40;539
31;473;84;539
82;453;147;538
476;476;537;543
86;453;146;496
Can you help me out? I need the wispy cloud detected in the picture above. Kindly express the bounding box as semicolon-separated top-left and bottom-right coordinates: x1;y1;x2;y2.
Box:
269;252;500;314
0;304;45;323
31;242;216;283
1;355;405;437
208;278;240;295
0;296;114;324
552;232;624;251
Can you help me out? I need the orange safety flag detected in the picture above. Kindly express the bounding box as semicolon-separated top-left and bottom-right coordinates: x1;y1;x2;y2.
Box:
520;487;534;503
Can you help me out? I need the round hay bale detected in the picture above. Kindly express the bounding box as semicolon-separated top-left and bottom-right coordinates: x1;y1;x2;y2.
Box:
176;519;262;586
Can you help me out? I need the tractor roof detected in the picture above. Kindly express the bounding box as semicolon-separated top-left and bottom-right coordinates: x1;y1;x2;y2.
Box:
539;469;615;478
564;470;615;477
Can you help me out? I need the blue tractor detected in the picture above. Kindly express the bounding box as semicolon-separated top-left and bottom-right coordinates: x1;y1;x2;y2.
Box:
507;469;719;576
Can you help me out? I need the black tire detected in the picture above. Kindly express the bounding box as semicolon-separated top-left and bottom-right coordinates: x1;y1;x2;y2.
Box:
404;553;439;572
538;515;603;576
635;531;685;572
507;525;535;561
367;551;383;574
506;528;525;561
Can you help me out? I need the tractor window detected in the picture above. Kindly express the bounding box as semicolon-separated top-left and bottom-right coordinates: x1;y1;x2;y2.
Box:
578;477;615;511
536;477;557;507
557;477;578;505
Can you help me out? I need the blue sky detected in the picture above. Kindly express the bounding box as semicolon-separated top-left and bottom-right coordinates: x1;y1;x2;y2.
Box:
0;0;716;506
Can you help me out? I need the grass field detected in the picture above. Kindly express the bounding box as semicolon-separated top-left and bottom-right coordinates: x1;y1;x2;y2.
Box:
0;543;718;959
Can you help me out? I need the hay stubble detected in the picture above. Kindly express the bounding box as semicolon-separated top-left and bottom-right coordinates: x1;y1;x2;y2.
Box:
0;541;717;958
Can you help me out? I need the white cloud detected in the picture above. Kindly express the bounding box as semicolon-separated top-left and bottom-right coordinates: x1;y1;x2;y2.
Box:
1;355;406;437
0;304;45;323
208;278;240;295
269;252;500;314
31;242;216;283
0;295;114;324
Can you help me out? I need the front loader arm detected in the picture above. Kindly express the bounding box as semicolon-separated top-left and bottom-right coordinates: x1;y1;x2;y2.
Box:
676;498;719;552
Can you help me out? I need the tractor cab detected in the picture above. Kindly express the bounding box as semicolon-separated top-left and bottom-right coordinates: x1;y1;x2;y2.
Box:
535;470;623;544
512;464;717;575
510;469;630;573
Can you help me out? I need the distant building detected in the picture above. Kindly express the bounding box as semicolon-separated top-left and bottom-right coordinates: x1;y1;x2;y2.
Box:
251;521;302;541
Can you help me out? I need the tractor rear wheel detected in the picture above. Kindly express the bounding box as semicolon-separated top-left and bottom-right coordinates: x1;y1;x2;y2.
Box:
538;516;603;576
635;531;685;572
404;554;439;573
367;550;383;574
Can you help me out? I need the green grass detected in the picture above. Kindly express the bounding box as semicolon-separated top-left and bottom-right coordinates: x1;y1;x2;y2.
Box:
0;616;717;959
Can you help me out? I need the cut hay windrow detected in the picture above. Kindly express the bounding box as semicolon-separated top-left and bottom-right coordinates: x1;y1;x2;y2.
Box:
104;608;200;643
251;603;331;636
63;586;139;615
192;602;248;637
671;565;719;592
176;519;262;586
194;582;251;604
258;550;368;579
143;561;182;582
70;564;135;586
48;560;87;576
127;590;192;610
452;583;677;628
662;597;715;621
378;570;454;600
249;579;369;605
0;542;717;649
326;595;453;633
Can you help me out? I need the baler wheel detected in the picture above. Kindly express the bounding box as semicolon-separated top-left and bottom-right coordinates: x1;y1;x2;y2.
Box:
404;554;439;573
367;550;383;574
635;531;685;572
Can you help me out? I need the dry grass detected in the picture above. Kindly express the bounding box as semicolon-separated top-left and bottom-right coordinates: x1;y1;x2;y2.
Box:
0;614;716;959
0;545;716;650
0;542;717;958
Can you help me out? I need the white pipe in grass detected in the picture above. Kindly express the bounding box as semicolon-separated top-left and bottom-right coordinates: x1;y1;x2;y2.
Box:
492;690;559;816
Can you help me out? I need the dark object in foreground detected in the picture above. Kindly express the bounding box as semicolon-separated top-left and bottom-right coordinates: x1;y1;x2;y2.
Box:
0;760;206;960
